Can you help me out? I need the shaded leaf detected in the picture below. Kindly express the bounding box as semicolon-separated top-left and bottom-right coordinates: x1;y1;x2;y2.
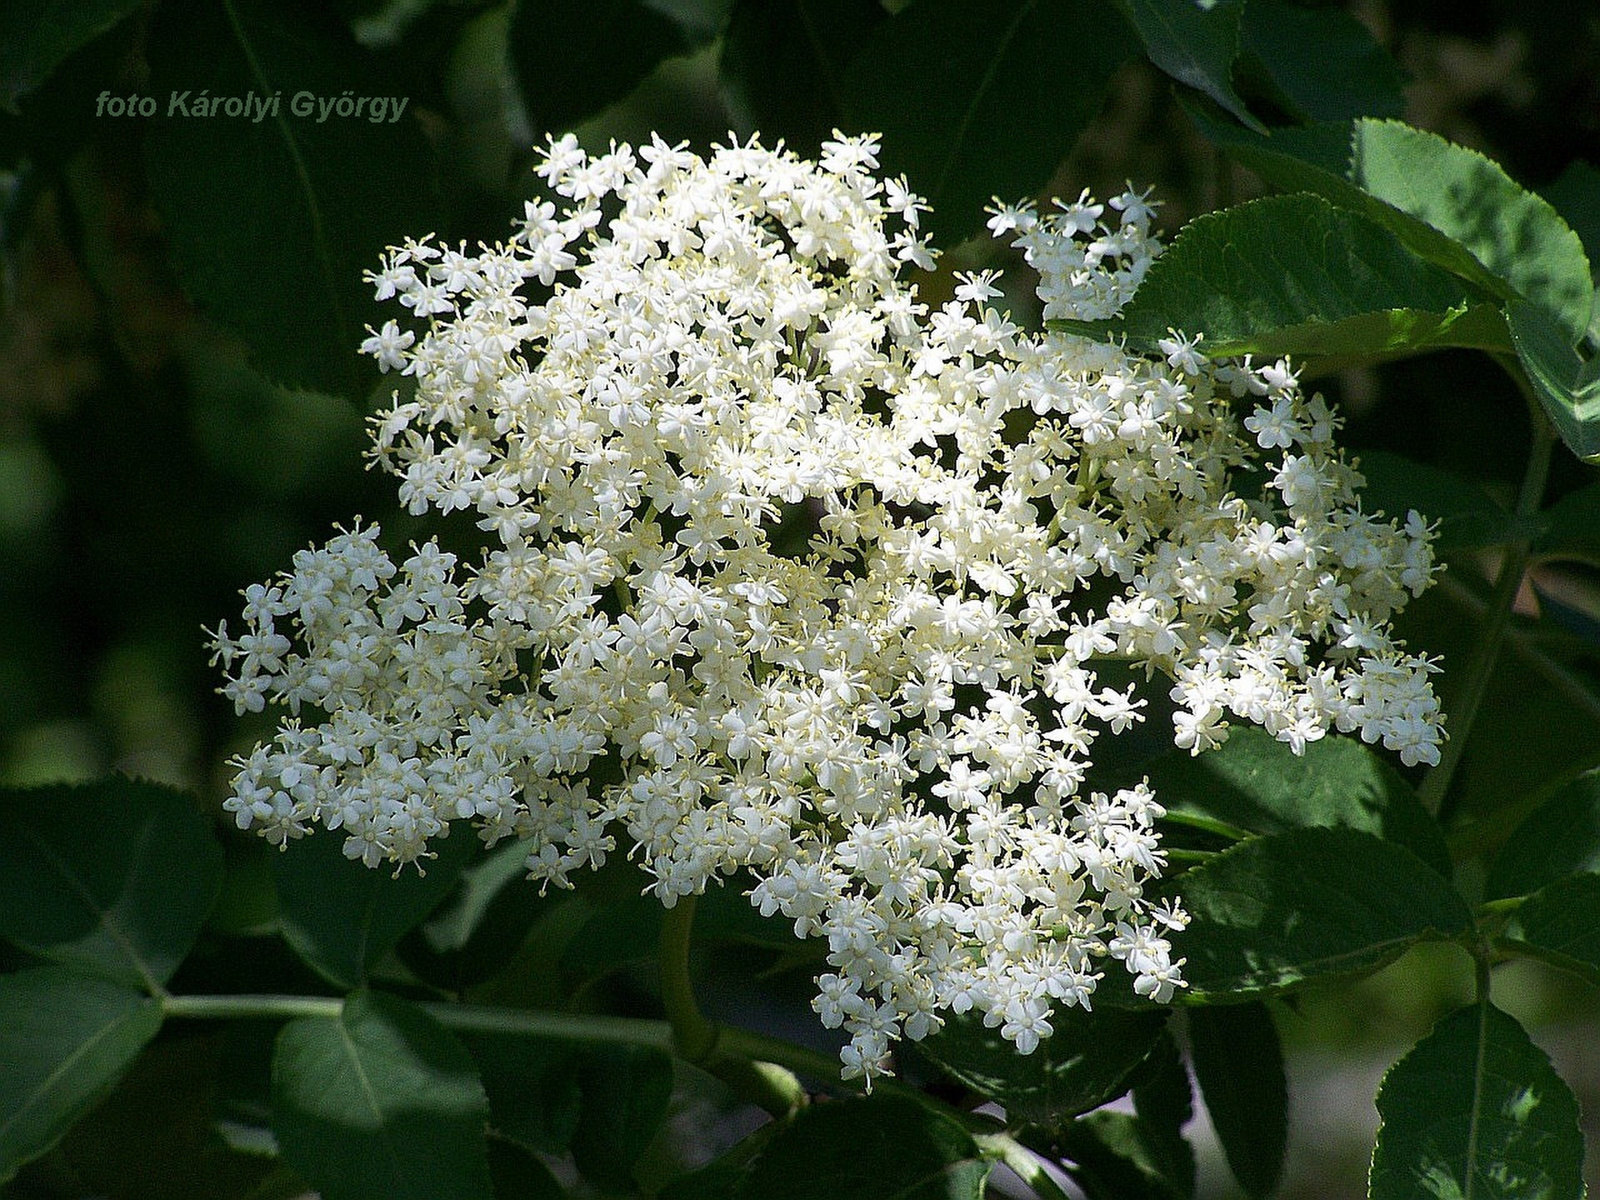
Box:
839;0;1138;245
1485;767;1600;899
1355;449;1525;553
1238;1;1405;123
486;1137;567;1200
731;1092;990;1200
916;1005;1166;1131
719;0;886;158
1370;1003;1585;1200
1053;194;1506;370
272;989;492;1200
1157;828;1473;1004
1125;0;1262;133
1188;1002;1286;1198
144;0;439;396
1507;299;1600;464
1140;726;1450;876
1128;1030;1195;1198
467;1034;585;1155
508;0;698;133
0;778;222;989
1534;482;1600;566
400;840;543;990
1501;874;1600;987
0;0;143;112
272;825;477;989
1061;1111;1189;1200
0;968;162;1184
570;1044;676;1191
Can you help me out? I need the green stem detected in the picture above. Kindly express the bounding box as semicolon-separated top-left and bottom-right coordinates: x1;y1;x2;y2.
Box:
976;1132;1074;1200
1421;409;1556;822
659;893;718;1063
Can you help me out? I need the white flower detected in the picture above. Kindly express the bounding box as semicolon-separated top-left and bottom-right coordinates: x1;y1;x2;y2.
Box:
213;132;1443;1084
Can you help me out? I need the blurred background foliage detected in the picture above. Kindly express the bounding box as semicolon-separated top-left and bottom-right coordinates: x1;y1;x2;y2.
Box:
1;1;1598;1196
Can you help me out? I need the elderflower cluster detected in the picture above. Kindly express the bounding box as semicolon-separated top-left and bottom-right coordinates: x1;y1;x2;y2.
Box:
210;133;1442;1081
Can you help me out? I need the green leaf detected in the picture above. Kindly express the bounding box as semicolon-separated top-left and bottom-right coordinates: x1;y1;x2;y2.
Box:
0;778;223;989
1485;767;1600;899
143;0;440;397
1060;1111;1190;1200
508;0;698;133
1196;116;1595;344
731;1092;990;1200
838;0;1138;245
399;840;543;990
1160;828;1473;1003
1124;0;1263;134
1501;874;1600;987
272;989;493;1200
1053;194;1507;369
718;0;886;158
1507;299;1600;464
1534;482;1600;566
569;1044;676;1191
486;1137;567;1200
1128;1031;1196;1198
467;1034;585;1155
1141;726;1451;876
1354;449;1524;553
0;0;143;112
272;825;477;989
1370;1003;1585;1200
0;968;163;1184
1237;1;1405;122
1187;1003;1286;1198
916;1005;1167;1131
1544;161;1600;288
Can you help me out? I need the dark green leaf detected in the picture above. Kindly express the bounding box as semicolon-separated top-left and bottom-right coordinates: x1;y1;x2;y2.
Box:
0;968;163;1184
1124;0;1263;133
1060;1111;1189;1200
1238;2;1405;122
400;840;542;990
0;0;143;112
916;1005;1165;1131
731;1092;990;1200
1128;1030;1195;1198
1502;874;1600;987
1535;482;1600;566
486;1136;567;1200
1354;449;1524;553
570;1044;676;1191
272;824;477;989
1141;726;1450;876
144;0;440;397
1160;828;1473;1003
0;778;223;989
1053;194;1507;369
467;1034;585;1155
839;0;1138;245
1196;115;1595;344
1507;299;1600;465
1188;1003;1286;1198
718;0;886;158
1370;1003;1585;1200
272;989;493;1200
1486;767;1600;899
509;0;694;133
